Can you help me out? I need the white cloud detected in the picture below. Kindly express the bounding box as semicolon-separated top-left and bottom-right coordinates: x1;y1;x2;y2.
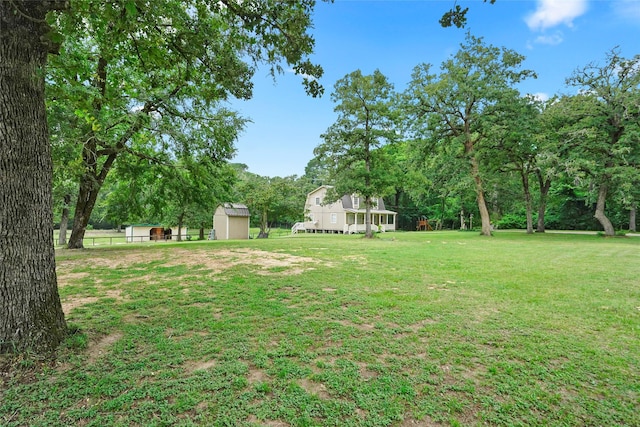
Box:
287;68;318;81
526;0;589;31
534;32;564;45
530;92;551;102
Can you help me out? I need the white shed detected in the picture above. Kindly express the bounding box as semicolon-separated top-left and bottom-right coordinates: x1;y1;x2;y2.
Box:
213;203;250;240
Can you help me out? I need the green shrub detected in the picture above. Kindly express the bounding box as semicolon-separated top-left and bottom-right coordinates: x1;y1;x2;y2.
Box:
495;213;527;229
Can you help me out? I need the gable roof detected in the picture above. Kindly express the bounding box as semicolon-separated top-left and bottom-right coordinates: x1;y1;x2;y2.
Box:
307;185;332;197
341;195;388;211
308;187;393;213
220;203;250;217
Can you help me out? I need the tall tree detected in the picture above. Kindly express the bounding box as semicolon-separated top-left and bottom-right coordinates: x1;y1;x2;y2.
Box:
314;70;398;238
531;97;566;233
237;173;301;238
483;95;541;233
565;50;640;236
404;33;535;236
153;159;236;241
47;0;324;249
1;1;68;353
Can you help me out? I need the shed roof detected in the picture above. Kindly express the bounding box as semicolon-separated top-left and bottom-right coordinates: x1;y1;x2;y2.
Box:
221;203;250;217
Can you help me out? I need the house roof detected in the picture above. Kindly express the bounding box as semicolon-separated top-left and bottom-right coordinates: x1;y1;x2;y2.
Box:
341;195;389;211
345;208;397;215
221;203;250;217
307;185;332;197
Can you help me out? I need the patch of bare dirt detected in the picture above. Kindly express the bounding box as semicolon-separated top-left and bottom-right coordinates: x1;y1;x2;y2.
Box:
334;319;375;331
58;250;166;270
356;362;378;380
61;296;99;315
57;248;322;292
60;248;319;276
87;332;123;364
56;272;90;287
159;248;318;275
61;289;126;315
247;367;269;384
407;319;438;332
297;378;330;399
399;416;439;426
184;359;216;373
247;415;290;427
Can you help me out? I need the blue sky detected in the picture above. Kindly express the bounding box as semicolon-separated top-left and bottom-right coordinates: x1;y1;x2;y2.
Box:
230;0;640;177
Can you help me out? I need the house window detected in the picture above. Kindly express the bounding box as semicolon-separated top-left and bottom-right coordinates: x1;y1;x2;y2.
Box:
331;213;337;224
353;197;360;209
388;215;394;225
315;197;321;206
347;213;355;225
308;213;314;222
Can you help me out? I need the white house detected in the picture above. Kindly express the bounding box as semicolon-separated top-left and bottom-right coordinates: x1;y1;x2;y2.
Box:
301;185;396;234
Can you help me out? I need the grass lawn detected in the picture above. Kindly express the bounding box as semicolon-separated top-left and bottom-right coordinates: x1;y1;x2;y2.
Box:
2;231;639;426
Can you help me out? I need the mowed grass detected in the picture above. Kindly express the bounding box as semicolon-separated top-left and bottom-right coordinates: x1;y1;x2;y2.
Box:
2;231;639;426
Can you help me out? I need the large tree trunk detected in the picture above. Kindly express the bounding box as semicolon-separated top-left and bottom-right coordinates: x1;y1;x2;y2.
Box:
394;190;401;230
0;1;68;353
594;183;615;236
67;55;129;249
535;171;551;233
439;192;448;230
58;193;71;246
630;204;637;232
364;195;374;238
257;209;269;238
68;172;102;248
520;171;534;234
470;156;492;236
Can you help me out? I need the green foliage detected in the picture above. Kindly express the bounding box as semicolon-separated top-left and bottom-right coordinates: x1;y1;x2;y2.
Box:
403;33;536;236
562;49;640;235
439;0;496;28
47;0;325;247
315;69;399;237
236;173;305;236
495;213;527;229
63;324;88;350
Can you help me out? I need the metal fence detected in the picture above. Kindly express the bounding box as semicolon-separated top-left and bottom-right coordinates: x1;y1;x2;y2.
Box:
55;234;197;247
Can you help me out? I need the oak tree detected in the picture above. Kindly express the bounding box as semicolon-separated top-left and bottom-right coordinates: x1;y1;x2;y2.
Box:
47;0;324;249
565;50;640;236
404;34;535;236
1;1;68;353
314;70;399;238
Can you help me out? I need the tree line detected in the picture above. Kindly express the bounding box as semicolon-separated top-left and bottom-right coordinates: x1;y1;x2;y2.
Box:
56;34;639;241
313;34;639;238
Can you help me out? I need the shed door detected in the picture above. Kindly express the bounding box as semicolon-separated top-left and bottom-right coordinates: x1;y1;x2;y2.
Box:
228;217;248;239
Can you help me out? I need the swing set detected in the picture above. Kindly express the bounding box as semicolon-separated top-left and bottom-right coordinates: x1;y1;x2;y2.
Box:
416;216;433;231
